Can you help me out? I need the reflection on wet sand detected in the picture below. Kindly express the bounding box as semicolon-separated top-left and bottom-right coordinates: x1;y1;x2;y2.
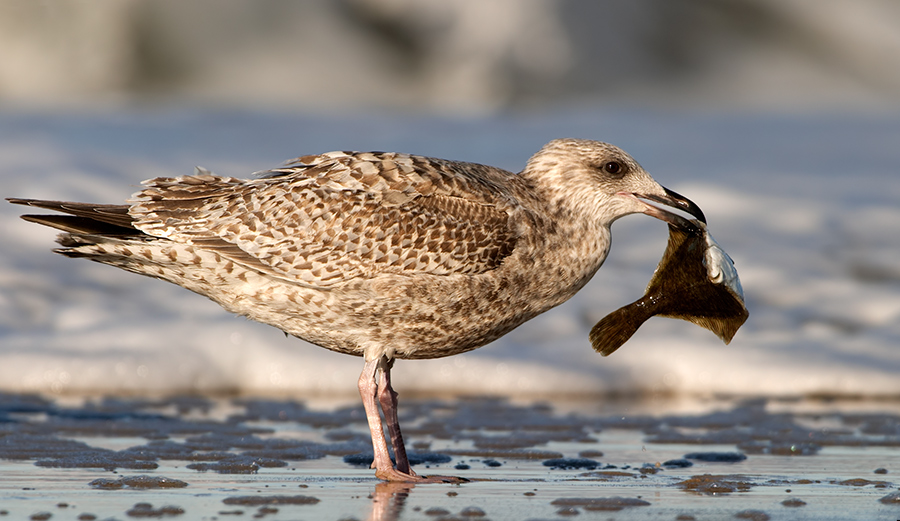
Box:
368;482;413;521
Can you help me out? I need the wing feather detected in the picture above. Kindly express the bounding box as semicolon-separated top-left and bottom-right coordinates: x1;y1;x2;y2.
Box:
129;152;522;287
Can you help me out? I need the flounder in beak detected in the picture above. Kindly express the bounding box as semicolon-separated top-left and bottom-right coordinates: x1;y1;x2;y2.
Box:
590;217;748;356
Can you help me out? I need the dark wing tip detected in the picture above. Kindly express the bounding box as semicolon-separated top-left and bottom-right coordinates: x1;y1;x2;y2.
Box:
20;214;138;237
7;197;39;206
9;198;136;231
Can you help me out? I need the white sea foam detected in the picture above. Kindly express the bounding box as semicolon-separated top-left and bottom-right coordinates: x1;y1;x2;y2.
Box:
2;110;898;397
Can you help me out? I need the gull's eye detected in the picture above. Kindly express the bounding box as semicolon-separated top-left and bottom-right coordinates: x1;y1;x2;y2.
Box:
602;160;626;177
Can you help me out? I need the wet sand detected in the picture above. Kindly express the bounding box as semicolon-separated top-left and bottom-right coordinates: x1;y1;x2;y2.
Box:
1;393;899;520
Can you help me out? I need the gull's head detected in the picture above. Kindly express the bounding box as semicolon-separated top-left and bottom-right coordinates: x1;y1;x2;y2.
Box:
524;138;705;229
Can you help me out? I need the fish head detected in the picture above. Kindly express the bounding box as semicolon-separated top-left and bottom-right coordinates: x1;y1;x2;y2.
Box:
702;225;745;302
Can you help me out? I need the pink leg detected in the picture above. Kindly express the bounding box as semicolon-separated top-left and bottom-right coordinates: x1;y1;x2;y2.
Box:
377;358;414;476
358;358;404;480
357;356;465;483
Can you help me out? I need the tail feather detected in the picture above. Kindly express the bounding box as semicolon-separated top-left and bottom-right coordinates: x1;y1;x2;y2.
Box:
9;197;152;264
9;197;144;240
20;214;139;237
8;198;135;230
9;197;227;291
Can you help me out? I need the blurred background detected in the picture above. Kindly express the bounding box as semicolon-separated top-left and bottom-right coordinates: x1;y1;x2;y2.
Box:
3;0;900;113
1;0;898;398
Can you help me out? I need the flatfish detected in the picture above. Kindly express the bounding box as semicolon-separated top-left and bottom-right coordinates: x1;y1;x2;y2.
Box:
590;219;748;356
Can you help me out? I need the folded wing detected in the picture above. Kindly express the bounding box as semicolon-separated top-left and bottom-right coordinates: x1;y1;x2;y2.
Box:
127;152;522;287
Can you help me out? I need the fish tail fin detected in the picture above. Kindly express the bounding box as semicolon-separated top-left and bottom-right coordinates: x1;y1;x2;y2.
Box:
589;302;650;356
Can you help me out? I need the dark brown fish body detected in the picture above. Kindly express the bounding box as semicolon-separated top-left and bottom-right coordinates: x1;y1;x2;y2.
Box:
590;220;748;356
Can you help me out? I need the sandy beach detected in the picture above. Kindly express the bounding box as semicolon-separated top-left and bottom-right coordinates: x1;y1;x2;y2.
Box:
1;393;899;520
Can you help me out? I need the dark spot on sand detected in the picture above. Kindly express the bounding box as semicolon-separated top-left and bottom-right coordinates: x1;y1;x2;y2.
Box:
879;491;900;504
781;498;806;507
834;478;891;488
342;453;373;466
89;475;188;489
734;509;769;521
221;495;320;506
125;503;185;517
684;452;747;463
187;454;287;474
253;506;279;517
411;452;453;465
550;497;651;511
542;458;599;470
677;474;755;495
663;458;693;468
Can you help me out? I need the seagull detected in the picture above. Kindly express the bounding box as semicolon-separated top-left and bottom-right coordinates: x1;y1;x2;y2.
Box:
9;138;705;482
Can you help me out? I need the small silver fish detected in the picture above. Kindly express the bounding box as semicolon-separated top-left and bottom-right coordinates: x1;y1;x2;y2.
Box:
590;219;748;356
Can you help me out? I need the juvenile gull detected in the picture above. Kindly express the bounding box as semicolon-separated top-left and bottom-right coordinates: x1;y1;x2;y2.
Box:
9;138;705;482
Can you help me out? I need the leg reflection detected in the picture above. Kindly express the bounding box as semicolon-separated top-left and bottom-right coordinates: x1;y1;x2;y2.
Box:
367;482;414;521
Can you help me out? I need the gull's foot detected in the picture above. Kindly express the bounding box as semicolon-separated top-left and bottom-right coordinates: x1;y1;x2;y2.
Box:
375;467;468;483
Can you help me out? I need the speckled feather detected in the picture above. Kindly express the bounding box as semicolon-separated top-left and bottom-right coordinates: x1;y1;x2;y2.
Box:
12;139;674;362
130;152;520;286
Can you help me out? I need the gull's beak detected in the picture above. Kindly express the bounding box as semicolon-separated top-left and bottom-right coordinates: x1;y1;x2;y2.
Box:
633;187;706;230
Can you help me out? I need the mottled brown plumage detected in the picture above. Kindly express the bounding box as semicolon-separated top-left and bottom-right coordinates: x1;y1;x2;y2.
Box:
9;138;707;482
